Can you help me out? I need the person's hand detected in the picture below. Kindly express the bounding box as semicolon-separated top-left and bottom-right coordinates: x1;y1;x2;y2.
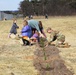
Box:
40;33;44;37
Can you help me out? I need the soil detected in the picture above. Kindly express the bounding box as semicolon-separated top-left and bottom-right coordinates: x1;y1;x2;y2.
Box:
34;46;74;75
34;46;60;57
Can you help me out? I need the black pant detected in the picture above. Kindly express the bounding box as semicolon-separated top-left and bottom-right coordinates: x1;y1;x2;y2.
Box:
22;38;30;45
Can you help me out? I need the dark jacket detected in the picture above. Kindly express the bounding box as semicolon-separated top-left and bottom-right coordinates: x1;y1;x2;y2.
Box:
10;23;19;34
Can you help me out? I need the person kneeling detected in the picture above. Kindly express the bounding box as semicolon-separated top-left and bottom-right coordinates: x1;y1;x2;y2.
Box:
21;20;32;46
47;27;65;46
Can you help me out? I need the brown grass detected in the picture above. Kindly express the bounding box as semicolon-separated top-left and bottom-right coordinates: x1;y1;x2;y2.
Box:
0;16;76;75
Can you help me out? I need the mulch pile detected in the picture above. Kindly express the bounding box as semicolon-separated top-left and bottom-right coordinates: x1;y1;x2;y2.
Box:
34;46;74;75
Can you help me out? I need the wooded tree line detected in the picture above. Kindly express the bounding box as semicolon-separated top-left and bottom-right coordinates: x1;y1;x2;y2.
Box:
19;0;76;16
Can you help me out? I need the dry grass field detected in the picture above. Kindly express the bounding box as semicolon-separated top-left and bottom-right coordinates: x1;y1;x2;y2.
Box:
0;16;76;75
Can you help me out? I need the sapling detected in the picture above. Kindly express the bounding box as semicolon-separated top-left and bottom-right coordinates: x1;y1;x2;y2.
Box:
39;37;50;70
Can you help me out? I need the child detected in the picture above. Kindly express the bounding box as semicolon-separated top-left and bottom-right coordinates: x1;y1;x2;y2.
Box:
30;30;39;44
21;20;32;46
47;27;65;46
8;19;19;38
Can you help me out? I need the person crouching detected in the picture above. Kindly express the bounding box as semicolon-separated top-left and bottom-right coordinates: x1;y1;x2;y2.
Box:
21;20;32;46
47;27;65;46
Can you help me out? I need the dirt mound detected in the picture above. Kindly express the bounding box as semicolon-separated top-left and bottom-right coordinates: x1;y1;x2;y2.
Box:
34;46;74;75
34;46;60;57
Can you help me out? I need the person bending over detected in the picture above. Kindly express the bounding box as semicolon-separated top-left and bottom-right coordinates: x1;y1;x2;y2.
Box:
28;19;47;38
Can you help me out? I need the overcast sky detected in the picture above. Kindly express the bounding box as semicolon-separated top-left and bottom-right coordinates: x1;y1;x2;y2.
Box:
0;0;23;11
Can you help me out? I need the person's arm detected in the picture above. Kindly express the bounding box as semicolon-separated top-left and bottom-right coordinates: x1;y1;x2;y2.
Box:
14;23;19;28
35;25;44;37
50;34;54;42
41;30;47;38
